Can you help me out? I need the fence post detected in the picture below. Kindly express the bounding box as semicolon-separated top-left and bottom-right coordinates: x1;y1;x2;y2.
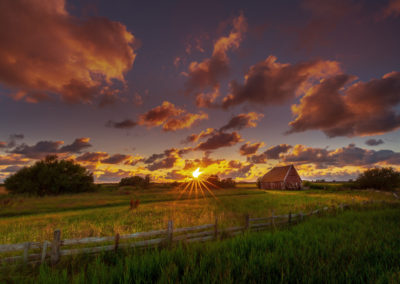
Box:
299;212;304;222
23;242;31;264
167;220;173;245
114;233;120;252
288;212;292;225
245;214;250;231
51;229;61;265
214;217;218;240
41;241;48;264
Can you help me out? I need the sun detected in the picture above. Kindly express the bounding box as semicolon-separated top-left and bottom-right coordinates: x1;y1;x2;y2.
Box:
192;167;202;179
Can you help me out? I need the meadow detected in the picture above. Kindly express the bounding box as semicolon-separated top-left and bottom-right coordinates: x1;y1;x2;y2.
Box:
0;183;397;245
2;205;400;283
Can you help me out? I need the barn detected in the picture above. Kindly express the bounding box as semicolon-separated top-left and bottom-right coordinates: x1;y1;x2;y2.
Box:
260;165;302;190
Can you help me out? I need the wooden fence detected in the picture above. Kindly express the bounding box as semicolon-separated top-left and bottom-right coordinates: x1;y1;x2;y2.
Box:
0;201;386;265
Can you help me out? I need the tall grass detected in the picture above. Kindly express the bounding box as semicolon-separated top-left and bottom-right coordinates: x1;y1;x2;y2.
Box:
3;207;400;283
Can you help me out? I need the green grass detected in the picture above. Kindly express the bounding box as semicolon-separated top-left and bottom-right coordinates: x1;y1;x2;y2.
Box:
0;184;397;244
3;206;400;283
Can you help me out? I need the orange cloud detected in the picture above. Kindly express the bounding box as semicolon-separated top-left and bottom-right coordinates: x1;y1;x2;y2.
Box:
184;13;247;95
0;0;137;104
139;101;208;131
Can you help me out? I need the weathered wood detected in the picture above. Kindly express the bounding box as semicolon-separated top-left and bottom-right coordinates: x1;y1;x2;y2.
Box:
62;236;116;246
51;229;61;265
245;214;250;230
271;210;275;228
174;230;214;241
61;245;115;256
251;222;271;229
167;220;173;244
249;217;271;222
0;242;41;253
174;224;214;234
114;233;120;252
214;217;218;240
41;241;48;264
120;229;168;240
23;242;31;264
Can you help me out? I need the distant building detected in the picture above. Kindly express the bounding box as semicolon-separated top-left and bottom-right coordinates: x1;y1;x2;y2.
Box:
260;165;302;190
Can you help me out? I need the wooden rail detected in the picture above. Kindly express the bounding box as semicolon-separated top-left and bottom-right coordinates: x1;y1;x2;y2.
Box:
0;201;391;265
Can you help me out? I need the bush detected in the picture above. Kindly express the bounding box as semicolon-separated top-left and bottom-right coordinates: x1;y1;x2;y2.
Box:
355;167;400;190
4;155;95;196
119;175;150;188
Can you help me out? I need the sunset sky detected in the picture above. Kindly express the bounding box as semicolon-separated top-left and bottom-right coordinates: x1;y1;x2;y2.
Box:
1;0;400;182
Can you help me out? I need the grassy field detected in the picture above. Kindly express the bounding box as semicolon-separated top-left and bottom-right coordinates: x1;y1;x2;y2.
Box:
0;183;397;244
3;206;400;283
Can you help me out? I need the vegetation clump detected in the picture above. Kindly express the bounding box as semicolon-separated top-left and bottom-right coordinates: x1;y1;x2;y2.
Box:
119;175;150;188
355;167;400;190
4;155;95;196
206;175;236;188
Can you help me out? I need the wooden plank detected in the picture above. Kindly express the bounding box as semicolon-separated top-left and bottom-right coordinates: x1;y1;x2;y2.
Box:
61;245;115;256
62;236;116;246
174;230;214;241
41;241;49;264
251;222;271;229
119;229;167;240
23;242;30;264
174;224;214;234
0;242;41;253
249;217;271;222
1;253;42;264
51;229;61;265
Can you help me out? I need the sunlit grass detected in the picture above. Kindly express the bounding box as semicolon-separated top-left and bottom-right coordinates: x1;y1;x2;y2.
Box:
0;185;398;244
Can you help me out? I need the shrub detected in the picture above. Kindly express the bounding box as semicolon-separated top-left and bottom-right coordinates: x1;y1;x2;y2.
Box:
355;167;400;190
206;175;236;188
4;155;95;196
119;175;151;188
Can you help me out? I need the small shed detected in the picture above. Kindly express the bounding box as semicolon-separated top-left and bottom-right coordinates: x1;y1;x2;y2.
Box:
260;165;302;190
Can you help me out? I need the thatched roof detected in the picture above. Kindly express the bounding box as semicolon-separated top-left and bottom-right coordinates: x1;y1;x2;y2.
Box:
261;165;293;183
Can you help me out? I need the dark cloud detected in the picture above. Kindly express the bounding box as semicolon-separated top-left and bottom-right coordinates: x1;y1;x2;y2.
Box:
182;128;216;144
0;0;137;104
221;56;341;109
264;144;292;159
365;139;384;146
195;131;242;151
76;152;109;163
165;170;186;180
101;154;131;164
106;119;137;129
139;101;208;131
239;142;265;156
145;148;191;171
59;138;92;153
289;72;400;137
0;154;30;165
378;0;400;19
220;112;264;131
11;138;91;158
282;144;400;168
184;14;247;95
0;134;24;149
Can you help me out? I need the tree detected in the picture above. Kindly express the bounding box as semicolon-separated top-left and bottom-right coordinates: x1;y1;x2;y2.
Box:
119;175;150;188
4;155;95;196
355;167;400;190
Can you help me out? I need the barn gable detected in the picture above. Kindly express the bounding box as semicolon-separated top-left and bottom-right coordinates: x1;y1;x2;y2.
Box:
260;165;302;190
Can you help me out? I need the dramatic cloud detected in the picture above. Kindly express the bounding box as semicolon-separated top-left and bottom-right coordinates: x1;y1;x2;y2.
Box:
289;72;400;137
379;0;400;19
0;165;22;173
101;154;131;164
220;112;264;131
239;142;265;156
246;144;292;164
184;13;247;95
195;131;242;151
282;144;400;168
0;0;137;104
145;148;191;171
365;139;384;146
221;56;341;109
106;119;137;129
11;138;92;158
0;134;24;149
183;128;216;144
139;101;208;131
0;154;30;165
76;152;109;163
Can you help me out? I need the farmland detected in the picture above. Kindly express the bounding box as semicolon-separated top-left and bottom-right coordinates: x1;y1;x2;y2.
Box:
0;183;397;244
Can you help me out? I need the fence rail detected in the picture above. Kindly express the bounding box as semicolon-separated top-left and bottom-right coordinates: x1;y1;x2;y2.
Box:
0;200;392;265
